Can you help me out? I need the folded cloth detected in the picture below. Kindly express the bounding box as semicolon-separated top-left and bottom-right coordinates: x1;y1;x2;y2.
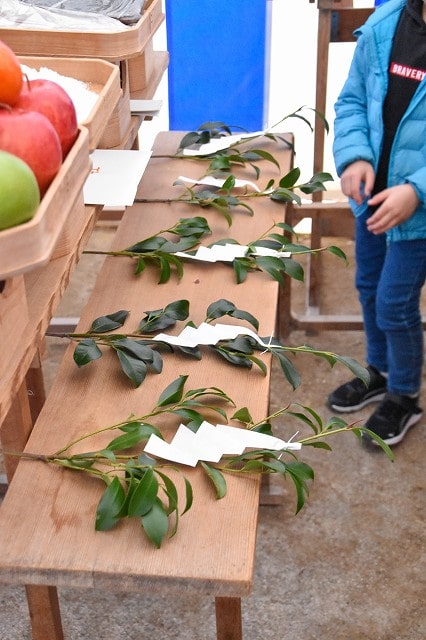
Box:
19;0;146;24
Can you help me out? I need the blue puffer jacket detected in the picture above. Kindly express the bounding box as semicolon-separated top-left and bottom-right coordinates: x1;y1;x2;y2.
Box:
333;0;426;241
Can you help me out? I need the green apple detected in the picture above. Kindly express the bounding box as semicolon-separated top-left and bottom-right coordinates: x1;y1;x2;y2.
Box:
0;150;40;230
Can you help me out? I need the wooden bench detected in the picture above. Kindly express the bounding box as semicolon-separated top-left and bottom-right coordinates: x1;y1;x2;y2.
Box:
0;131;293;639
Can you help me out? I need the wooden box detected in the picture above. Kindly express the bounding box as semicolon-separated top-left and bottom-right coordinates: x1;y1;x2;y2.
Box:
19;56;121;152
0;0;164;60
0;127;91;280
1;0;165;148
98;60;132;149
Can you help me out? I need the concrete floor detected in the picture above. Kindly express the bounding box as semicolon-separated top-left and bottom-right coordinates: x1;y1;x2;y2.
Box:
0;226;425;639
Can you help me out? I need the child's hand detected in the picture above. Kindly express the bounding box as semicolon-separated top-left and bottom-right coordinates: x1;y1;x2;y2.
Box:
340;160;375;205
367;184;420;234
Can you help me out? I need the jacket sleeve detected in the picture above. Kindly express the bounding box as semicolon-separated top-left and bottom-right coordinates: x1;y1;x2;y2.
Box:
332;35;376;177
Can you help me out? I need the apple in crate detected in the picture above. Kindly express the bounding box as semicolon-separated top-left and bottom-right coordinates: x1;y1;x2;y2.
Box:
0;150;40;230
16;78;78;159
0;106;62;196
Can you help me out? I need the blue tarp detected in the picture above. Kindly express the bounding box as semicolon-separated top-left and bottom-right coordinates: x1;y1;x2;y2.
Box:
165;0;271;132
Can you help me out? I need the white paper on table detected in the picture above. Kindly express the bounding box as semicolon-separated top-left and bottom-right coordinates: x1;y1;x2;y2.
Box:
253;246;292;258
212;323;267;346
153;322;269;349
215;424;302;451
175;243;248;263
172;425;223;463
175;243;291;264
196;421;246;455
181;131;265;156
83;149;152;207
143;422;302;467
177;175;261;193
144;433;199;467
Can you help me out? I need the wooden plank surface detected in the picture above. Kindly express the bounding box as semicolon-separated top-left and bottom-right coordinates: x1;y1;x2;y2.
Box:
0;132;293;597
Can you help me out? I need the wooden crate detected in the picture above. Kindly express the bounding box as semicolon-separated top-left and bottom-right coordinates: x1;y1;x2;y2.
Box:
0;127;91;280
128;39;156;92
0;0;164;60
19;56;121;152
2;0;166;149
0;276;29;380
98;60;132;149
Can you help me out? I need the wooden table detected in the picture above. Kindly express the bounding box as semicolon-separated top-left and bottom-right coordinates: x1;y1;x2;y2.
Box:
0;131;293;639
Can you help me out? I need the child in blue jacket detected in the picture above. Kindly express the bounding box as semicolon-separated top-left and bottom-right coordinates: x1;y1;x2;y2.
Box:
328;0;426;446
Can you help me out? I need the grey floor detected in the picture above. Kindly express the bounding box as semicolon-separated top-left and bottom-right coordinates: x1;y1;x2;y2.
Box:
0;226;425;639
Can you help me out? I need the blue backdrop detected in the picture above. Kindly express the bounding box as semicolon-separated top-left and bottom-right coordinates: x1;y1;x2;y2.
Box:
165;0;271;132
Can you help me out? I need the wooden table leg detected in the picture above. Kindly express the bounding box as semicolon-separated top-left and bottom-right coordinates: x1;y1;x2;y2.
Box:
0;380;64;640
25;586;64;640
215;597;243;640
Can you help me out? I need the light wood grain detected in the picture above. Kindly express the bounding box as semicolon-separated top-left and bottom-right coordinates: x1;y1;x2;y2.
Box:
0;132;292;606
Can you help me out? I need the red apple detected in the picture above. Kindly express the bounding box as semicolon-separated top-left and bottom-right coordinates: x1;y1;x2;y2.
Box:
16;78;78;159
0;106;62;196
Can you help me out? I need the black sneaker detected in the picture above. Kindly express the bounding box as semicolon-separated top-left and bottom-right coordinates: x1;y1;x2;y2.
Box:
362;393;423;447
327;365;387;413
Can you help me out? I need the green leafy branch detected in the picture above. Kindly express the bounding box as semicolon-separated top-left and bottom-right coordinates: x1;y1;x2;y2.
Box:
47;299;364;391
174;108;328;179
135;166;333;225
83;216;346;285
83;216;211;281
12;376;392;548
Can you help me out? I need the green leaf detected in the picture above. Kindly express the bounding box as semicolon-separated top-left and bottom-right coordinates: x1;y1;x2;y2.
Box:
270;188;302;205
95;476;126;531
105;431;145;452
128;469;159;517
232;407;253;424
327;245;348;264
141;498;170;548
73;338;103;367
333;356;369;385
157;375;188;406
285;461;314;514
126;237;165;253
271;350;301;390
200;462;227;499
173;407;205;425
248;148;280;169
182;476;193;515
278;167;301;188
233;258;249;284
361;428;395;460
155;470;178;514
155;255;170;284
230;309;259;331
206;298;236;320
90;310;129;333
164;299;190;321
281;258;305;282
139;299;189;332
246;355;268;375
116;350;148;387
214;346;253;368
222;174;236;191
174;216;211;237
112;338;155;361
134;256;146;275
176;344;202;359
106;423;158;451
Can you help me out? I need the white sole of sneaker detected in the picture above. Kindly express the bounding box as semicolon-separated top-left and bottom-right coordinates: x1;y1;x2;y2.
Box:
329;391;387;413
365;409;423;447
